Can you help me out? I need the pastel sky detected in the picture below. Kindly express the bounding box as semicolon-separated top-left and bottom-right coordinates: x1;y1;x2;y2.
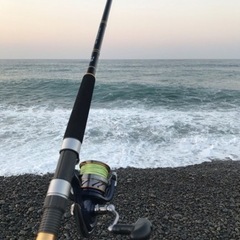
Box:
1;0;240;59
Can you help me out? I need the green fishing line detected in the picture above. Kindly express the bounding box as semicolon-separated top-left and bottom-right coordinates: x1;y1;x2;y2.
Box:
80;161;109;179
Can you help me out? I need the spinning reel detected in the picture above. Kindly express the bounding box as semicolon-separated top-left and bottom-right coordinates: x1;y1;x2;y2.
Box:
70;160;152;239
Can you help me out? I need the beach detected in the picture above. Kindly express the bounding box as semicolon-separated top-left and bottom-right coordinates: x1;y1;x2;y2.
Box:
1;160;240;239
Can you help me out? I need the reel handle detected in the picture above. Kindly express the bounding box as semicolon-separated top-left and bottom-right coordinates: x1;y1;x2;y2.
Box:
95;204;152;239
111;218;152;240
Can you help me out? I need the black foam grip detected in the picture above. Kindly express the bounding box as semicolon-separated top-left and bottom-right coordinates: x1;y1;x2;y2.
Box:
64;74;95;142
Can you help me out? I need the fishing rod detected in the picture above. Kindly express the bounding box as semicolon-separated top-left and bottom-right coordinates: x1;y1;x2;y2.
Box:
36;1;152;239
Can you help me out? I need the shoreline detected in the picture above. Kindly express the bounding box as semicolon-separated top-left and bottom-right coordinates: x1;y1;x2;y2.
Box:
1;160;240;239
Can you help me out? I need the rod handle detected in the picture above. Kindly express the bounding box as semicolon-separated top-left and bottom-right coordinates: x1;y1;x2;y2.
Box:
36;194;69;240
36;208;63;240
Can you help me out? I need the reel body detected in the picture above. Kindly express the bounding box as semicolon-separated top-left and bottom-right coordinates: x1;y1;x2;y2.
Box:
70;160;152;239
71;160;116;236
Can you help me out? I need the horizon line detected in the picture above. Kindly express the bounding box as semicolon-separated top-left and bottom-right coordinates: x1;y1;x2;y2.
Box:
1;58;240;61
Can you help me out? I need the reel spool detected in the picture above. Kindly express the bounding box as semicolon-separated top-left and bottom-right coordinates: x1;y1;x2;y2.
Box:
80;160;110;194
79;160;115;202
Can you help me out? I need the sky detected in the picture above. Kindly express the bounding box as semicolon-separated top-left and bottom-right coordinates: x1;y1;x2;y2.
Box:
1;0;240;59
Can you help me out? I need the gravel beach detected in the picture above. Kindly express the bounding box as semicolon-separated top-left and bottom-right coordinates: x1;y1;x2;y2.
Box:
1;160;240;240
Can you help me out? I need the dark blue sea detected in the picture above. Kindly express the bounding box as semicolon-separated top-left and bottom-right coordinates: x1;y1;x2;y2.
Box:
0;59;240;175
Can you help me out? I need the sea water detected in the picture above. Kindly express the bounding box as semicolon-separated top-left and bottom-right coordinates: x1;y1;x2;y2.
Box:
0;59;240;176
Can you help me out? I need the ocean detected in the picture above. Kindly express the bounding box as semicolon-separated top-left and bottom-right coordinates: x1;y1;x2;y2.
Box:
0;59;240;176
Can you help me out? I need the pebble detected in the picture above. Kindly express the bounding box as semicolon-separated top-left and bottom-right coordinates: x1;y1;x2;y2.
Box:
1;160;240;239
